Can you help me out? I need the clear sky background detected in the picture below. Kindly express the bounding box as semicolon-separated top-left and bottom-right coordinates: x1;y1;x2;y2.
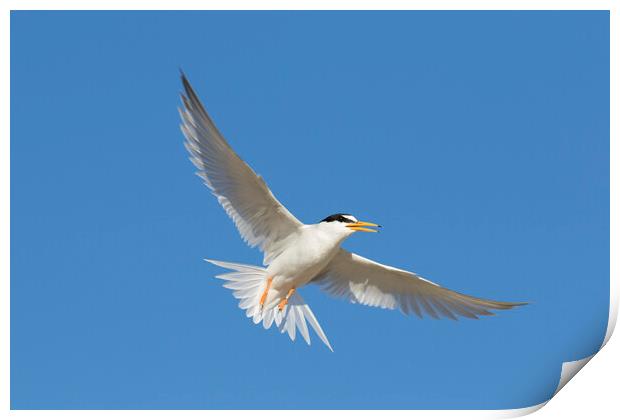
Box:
11;11;609;409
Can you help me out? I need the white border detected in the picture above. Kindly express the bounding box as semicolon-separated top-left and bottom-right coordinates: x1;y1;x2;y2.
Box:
0;0;616;10
1;1;615;419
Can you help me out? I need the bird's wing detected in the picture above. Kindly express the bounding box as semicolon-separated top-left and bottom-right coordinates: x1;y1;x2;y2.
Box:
179;74;303;264
314;249;526;319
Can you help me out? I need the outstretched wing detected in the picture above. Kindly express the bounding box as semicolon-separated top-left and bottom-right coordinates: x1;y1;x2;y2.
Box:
179;74;303;264
315;249;526;319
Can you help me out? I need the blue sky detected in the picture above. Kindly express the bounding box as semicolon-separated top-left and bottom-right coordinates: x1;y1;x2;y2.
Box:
11;11;609;409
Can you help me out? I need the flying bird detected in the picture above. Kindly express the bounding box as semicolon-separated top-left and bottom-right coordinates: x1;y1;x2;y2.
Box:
179;74;526;351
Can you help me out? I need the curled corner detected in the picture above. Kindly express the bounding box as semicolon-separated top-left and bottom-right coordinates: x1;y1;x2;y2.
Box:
552;288;618;396
602;289;618;347
494;401;547;418
492;354;598;419
499;284;617;417
554;355;595;395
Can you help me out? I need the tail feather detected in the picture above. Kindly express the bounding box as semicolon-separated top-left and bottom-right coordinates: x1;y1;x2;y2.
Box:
206;259;265;273
286;294;333;351
205;259;333;351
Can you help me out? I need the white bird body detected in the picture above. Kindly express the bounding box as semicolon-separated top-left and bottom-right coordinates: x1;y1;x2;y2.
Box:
179;73;526;351
264;222;353;308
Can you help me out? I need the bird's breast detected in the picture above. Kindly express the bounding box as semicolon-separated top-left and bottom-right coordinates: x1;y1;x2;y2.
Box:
267;227;343;288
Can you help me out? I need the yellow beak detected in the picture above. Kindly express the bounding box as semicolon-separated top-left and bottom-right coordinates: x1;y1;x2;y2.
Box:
346;221;381;233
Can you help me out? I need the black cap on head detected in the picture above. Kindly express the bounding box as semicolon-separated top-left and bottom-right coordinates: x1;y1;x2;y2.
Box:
320;213;356;223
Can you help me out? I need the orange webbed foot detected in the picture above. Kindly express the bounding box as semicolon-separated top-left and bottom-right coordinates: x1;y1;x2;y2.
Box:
278;287;296;312
259;277;273;308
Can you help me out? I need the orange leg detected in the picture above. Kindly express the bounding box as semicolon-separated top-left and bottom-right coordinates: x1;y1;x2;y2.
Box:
259;277;273;308
278;287;296;312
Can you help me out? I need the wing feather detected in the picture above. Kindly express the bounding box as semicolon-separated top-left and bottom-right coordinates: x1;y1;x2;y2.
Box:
314;249;526;320
179;74;302;264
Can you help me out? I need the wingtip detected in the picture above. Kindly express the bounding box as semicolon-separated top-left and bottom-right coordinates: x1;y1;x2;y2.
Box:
179;70;193;94
179;69;191;102
505;301;530;308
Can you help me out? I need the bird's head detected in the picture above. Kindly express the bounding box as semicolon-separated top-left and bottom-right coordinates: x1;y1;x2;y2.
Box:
319;213;381;235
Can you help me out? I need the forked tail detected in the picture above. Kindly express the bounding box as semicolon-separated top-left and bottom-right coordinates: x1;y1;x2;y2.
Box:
205;259;333;351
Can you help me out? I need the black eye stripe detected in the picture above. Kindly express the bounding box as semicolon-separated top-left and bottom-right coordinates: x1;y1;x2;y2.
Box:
320;213;355;223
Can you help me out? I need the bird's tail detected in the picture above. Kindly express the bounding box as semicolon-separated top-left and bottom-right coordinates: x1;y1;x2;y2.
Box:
205;259;333;351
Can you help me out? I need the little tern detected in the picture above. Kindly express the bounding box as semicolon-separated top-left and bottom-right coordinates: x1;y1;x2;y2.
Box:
179;74;526;351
